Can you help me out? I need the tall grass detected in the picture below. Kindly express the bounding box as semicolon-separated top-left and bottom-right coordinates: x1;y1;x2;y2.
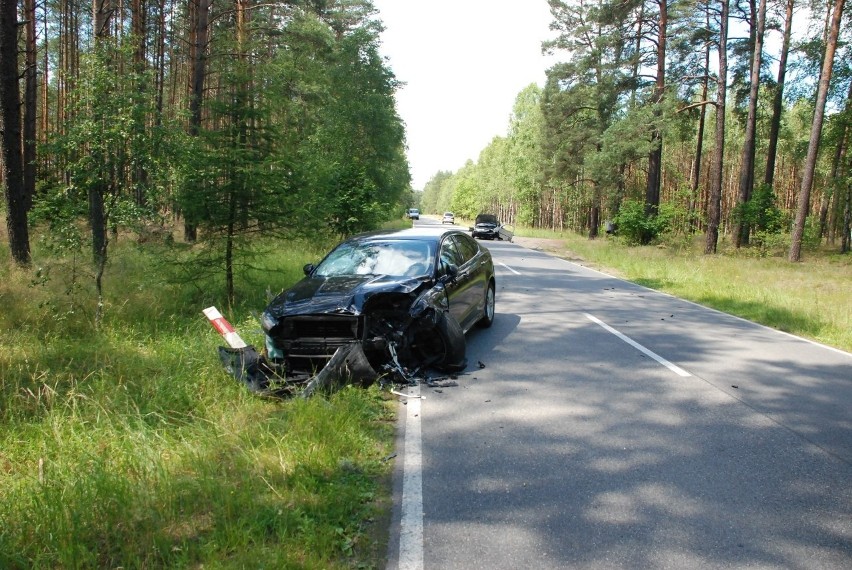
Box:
1;236;395;569
515;229;851;352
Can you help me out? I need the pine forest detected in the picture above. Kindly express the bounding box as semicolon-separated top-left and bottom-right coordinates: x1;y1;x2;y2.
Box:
1;0;851;281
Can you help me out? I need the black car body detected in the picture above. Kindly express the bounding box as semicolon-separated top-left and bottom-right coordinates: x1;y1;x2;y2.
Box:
261;227;496;379
472;213;500;239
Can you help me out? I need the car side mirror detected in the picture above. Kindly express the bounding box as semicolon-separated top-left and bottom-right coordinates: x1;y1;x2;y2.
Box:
303;263;315;276
439;263;458;284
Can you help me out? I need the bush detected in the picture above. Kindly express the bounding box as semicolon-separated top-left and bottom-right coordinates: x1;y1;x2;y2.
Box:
613;200;675;245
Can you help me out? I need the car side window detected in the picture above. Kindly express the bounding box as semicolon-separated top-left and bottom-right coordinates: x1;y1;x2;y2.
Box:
438;238;462;276
452;234;478;266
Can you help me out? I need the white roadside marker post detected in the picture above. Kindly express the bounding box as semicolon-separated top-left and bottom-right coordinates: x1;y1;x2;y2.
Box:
203;306;248;349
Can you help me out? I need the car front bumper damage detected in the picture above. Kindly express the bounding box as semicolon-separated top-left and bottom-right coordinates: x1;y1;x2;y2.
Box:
204;289;467;398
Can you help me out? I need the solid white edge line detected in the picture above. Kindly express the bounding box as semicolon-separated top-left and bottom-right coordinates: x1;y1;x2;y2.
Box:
499;262;521;275
585;313;692;377
398;383;424;570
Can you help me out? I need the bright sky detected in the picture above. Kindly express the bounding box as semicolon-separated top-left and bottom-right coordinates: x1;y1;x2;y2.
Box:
372;1;558;190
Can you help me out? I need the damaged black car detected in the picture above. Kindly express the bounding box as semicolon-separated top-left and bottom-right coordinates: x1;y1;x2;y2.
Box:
471;213;501;240
251;226;495;394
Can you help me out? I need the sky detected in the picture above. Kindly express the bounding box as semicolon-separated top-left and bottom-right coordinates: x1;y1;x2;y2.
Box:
372;1;559;190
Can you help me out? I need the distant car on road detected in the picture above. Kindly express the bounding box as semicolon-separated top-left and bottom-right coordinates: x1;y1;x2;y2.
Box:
406;208;420;220
471;213;499;239
471;213;514;241
442;212;455;224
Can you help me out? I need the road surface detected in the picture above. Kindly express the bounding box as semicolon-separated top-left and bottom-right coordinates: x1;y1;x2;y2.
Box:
386;221;852;569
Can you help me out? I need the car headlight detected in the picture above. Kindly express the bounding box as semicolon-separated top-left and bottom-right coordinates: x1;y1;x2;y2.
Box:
261;310;278;333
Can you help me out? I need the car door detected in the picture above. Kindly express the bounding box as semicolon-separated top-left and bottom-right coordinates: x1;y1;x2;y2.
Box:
451;234;488;331
437;235;470;327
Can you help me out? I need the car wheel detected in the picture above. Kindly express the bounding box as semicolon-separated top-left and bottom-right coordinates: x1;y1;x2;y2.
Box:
478;281;495;328
410;311;466;371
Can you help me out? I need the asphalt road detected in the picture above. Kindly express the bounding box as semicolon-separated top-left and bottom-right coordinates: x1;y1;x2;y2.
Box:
386;220;852;569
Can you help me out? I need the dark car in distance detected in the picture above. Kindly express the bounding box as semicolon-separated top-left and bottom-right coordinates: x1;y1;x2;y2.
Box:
261;227;496;377
471;213;500;240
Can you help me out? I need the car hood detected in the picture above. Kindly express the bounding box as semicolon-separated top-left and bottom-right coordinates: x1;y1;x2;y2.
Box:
265;274;428;319
475;214;498;225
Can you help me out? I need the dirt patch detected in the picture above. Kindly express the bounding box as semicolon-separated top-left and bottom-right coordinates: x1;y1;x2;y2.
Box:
512;236;568;254
511;236;615;273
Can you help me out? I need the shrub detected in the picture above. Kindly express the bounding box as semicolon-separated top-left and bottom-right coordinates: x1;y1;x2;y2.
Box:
613;199;675;245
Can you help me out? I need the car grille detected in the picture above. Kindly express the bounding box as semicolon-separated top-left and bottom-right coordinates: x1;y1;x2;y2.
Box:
291;318;358;338
272;315;361;362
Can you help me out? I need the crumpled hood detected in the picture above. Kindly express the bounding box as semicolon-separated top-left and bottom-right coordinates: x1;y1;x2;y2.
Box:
265;274;427;320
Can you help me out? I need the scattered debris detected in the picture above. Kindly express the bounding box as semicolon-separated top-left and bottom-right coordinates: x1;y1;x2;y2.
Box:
390;389;423;399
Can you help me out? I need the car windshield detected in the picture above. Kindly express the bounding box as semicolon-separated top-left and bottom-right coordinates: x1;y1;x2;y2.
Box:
315;240;436;278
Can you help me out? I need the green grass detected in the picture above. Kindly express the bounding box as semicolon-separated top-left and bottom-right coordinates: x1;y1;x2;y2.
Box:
514;229;851;353
0;236;395;569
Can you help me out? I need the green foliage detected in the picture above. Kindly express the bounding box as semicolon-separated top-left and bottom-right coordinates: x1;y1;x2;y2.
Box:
733;183;786;234
612;199;675;245
325;163;386;235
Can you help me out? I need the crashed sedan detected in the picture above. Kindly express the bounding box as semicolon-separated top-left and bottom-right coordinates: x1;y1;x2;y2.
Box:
251;226;495;394
471;213;501;240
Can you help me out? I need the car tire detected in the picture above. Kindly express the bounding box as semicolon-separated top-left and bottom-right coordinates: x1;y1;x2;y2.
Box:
478;281;495;328
410;311;467;371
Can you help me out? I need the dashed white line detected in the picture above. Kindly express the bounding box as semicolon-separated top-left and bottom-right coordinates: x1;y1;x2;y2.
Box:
499;262;521;275
585;313;692;377
398;383;424;570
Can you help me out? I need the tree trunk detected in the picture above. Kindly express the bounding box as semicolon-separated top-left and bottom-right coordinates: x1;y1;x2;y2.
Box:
692;7;711;230
589;203;599;239
185;0;211;243
733;0;766;247
0;0;31;265
132;0;149;206
645;0;667;228
842;154;851;253
819;80;852;241
789;0;845;261
705;0;729;255
90;0;113;267
23;0;37;212
764;0;794;187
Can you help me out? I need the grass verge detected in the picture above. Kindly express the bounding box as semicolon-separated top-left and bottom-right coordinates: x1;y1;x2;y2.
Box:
1;236;396;569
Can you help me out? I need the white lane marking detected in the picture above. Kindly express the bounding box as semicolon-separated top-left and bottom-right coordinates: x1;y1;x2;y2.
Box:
398;383;424;570
499;262;521;275
585;313;692;377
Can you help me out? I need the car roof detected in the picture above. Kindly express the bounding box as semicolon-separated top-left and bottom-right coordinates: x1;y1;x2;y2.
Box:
347;226;468;244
